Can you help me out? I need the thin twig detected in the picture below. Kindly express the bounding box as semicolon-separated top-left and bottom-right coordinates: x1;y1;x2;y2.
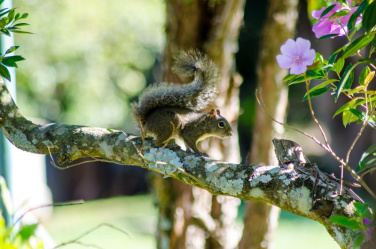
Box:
305;79;332;153
256;89;343;165
54;223;129;249
14;200;84;225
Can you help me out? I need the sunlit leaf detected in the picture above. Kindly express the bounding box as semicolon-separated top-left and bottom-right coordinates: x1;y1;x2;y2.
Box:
342;109;360;127
17;224;38;241
329;216;363;231
342;32;376;59
13;22;29;27
335;57;345;74
364;71;375;87
10;30;32;34
20;13;28;19
334;98;359;117
7;8;14;22
342;86;364;95
349;108;376;128
0;64;10;81
335;63;358;102
4;46;19;55
359;66;371;85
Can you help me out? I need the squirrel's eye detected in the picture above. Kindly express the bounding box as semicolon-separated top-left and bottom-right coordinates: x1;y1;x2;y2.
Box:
218;121;225;128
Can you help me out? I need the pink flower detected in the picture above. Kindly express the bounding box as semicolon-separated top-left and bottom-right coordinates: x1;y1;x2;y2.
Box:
312;0;362;39
276;38;316;75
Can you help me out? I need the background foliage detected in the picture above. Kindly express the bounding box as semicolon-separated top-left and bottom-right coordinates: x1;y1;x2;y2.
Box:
13;0;165;129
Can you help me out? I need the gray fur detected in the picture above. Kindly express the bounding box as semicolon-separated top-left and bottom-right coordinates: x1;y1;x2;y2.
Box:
131;50;220;124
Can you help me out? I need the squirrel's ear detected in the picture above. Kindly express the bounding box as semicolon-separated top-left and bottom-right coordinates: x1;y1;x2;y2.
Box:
216;109;220;115
210;109;216;118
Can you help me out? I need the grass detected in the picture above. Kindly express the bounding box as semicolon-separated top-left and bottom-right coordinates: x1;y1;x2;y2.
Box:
42;195;339;249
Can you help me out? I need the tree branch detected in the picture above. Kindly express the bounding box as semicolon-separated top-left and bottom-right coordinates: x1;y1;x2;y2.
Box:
0;79;367;248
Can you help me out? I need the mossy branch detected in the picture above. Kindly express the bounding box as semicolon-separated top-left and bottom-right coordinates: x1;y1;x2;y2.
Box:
0;79;369;249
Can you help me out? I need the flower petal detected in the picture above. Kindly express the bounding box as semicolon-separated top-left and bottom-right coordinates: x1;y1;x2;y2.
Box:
276;54;294;69
312;20;336;38
290;62;307;75
312;7;326;19
302;49;316;66
296;38;311;55
280;39;299;57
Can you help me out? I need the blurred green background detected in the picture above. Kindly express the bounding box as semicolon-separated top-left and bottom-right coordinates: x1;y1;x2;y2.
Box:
42;195;338;249
14;0;165;129
7;0;354;248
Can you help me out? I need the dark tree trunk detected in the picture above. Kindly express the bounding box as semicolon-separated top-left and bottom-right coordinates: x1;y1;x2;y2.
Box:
151;0;245;248
238;0;299;248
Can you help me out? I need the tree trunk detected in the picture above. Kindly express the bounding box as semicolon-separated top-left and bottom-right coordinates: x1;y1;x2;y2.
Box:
239;0;299;248
151;0;245;248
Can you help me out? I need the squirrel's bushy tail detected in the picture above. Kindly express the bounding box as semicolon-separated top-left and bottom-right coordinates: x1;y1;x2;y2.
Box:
131;49;220;123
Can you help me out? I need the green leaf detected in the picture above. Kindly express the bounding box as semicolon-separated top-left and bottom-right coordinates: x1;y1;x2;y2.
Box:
334;57;345;74
353;233;365;249
353;202;367;217
302;87;332;101
347;0;367;31
4;46;19;55
330;10;350;18
19;13;28;20
329;216;363;231
327;51;339;71
359;66;371;85
0;28;10;36
356;143;376;173
342;109;359;127
13;22;29;27
7;8;14;22
363;0;376;33
0;64;10;81
17;224;38;241
334;98;359;117
0;1;5;6
10;30;32;35
354;202;374;220
2;55;25;68
349;108;376;128
320;4;336;18
318;33;338;40
0;16;9;28
0;176;13;215
335;63;357;102
0;9;9;19
344;67;354;89
305;70;317;77
342;32;376;59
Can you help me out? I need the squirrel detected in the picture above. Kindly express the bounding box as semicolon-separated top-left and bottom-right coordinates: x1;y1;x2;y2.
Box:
131;50;233;155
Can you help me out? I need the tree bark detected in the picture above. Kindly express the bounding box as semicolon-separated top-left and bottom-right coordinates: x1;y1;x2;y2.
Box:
239;0;298;248
152;0;245;248
0;77;367;248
